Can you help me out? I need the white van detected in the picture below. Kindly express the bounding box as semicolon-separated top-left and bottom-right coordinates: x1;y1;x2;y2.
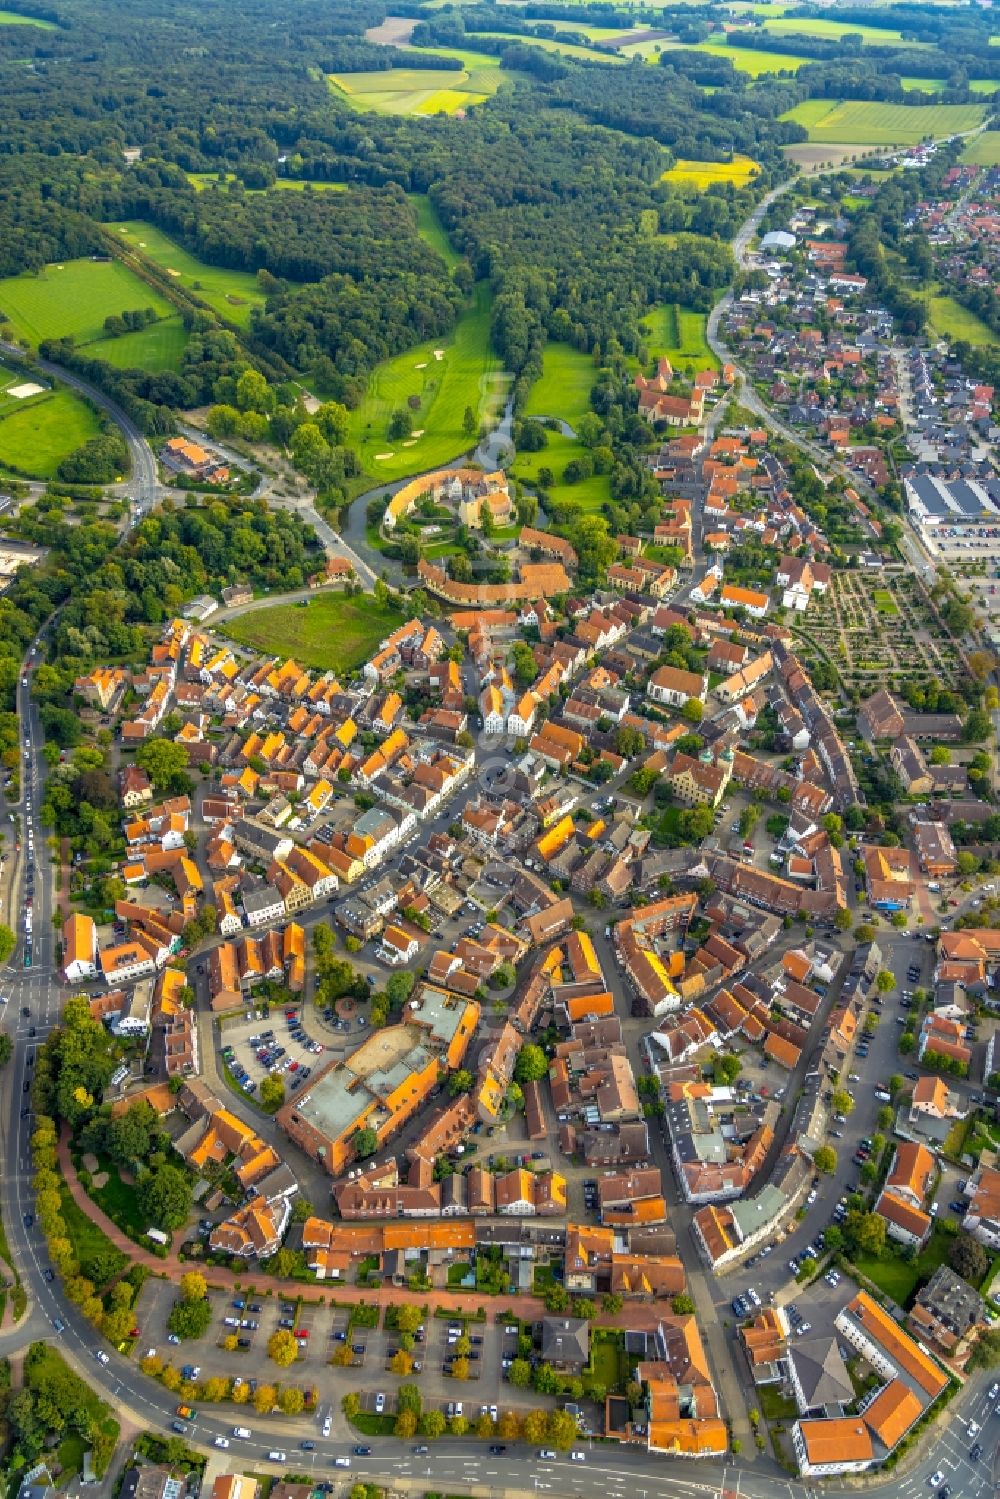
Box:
233;1427;252;1439
335;1458;351;1469
267;1451;286;1462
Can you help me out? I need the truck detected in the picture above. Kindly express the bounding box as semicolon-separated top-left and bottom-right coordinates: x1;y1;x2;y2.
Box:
176;1404;195;1421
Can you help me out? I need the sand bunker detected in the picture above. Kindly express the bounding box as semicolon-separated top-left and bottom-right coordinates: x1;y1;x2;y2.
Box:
8;382;44;399
433;349;444;360
374;451;395;460
402;439;417;447
415;362;427;369
411;429;425;437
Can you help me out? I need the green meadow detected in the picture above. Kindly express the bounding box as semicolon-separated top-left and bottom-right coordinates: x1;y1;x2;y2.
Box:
0;258;174;348
781;98;985;144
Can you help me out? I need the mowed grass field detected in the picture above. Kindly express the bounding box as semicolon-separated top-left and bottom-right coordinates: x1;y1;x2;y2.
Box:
511;427;611;516
0;258;175;348
0;8;54;23
0;387;103;478
329;51;506;114
962;131;1000;165
94;318;190;372
925;293;1000;347
781;99;985;144
662;153;759;189
223;593;403;674
187;172;348;193
347;281;503;481
688;39;807;73
901;77;998;95
524;343;597;428
641;303;718;371
106;221;266;327
761;15;922;44
472;31;625;63
411;193;460;270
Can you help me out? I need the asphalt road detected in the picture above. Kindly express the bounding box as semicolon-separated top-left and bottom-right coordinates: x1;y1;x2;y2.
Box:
1;198;999;1496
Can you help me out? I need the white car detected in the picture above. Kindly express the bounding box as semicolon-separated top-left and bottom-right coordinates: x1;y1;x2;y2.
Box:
571;1451;586;1463
95;1350;110;1365
214;1438;230;1449
968;1421;980;1438
539;1449;557;1461
322;1416;332;1438
929;1472;944;1489
374;1393;385;1414
990;1384;1000;1402
746;1288;761;1308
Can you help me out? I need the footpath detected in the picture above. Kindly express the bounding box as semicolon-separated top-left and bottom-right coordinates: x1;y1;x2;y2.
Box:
56;1128;666;1330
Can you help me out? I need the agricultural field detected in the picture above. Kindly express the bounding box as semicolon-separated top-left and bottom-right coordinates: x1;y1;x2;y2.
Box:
329;51;506;114
410;193;460;270
0;387;103;479
641;304;718;371
901;77;998;94
347;281;504;482
105;221;266;327
0;258;174;349
924;292;1000;348
223;592;403;674
93;317;190;372
471;31;625;63
187;172;348;193
781;98;985;144
524;343;597;429
662;153;759;189
761;15;923;44
961;131;1000;166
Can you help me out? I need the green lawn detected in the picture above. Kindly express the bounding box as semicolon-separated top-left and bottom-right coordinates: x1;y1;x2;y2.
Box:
105;220;266;327
781;99;986;144
853;1224;953;1309
57;1182;128;1284
524;342;597;428
510;427;610;515
347;280;504;481
962;131;1000;165
925;293;1000;347
90;316;190;372
411;193;460;270
0;388;103;478
641;303;719;372
0;258;175;348
222;592;405;674
873;589;899;615
87;1155;155;1238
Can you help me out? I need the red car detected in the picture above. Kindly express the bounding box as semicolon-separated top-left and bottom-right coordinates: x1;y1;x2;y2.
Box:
294;1329;309;1339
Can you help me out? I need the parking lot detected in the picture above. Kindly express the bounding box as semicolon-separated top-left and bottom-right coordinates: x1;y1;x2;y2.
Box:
134;1281;531;1418
220;1005;327;1100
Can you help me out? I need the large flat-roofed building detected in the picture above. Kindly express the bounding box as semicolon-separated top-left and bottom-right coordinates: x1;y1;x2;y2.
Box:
278;986;479;1175
906;475;1000;526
